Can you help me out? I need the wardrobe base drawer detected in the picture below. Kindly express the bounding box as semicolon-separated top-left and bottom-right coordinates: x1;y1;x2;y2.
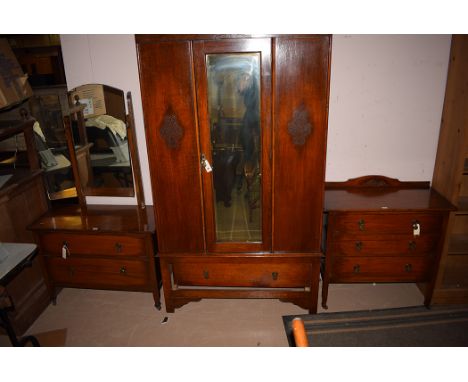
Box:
45;257;151;289
330;256;433;283
170;257;318;288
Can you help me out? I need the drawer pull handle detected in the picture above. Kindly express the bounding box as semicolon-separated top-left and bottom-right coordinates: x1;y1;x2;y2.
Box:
353;264;361;273
272;272;279;281
405;263;412;272
62;241;69;259
355;241;363;251
68;266;75;276
115;243;123;253
203;270;209;279
358;219;365;231
408;241;417;251
120;266;127;274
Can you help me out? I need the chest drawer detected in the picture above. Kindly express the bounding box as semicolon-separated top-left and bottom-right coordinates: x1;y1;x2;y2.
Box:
327;234;440;257
172;260;316;288
45;257;151;288
329;213;443;240
330;256;433;283
39;232;146;257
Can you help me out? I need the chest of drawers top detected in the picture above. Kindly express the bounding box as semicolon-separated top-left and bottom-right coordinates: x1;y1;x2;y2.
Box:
325;187;455;213
28;204;155;234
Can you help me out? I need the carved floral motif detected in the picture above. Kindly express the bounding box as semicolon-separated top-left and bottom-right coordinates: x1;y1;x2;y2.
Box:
159;110;183;149
287;104;312;146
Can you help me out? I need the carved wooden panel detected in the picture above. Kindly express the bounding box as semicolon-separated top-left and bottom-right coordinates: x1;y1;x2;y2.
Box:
159;109;184;149
287;103;312;146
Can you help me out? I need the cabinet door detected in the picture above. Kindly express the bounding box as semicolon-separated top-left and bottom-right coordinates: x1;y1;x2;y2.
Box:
193;39;272;253
138;40;205;253
273;36;331;252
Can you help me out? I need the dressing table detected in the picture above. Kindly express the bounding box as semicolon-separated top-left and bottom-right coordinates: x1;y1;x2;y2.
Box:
29;86;161;309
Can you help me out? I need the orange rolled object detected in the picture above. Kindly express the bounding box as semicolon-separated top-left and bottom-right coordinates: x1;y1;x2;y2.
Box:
292;317;308;347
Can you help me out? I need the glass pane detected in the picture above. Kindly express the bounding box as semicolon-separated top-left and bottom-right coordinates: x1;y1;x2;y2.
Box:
206;53;261;242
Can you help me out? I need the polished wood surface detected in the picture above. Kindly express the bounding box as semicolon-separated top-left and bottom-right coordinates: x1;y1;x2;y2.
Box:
136;35;330;314
29;204;155;233
322;176;453;309
138;39;205;254
30;205;160;308
292;317;308;347
193;38;272;253
325;188;455;212
431;35;468;305
273;36;331;252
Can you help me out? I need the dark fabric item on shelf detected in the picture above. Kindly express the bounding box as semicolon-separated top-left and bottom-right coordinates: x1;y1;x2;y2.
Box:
283;305;468;347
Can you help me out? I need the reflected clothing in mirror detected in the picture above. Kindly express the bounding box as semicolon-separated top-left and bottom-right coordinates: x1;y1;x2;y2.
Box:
206;53;261;242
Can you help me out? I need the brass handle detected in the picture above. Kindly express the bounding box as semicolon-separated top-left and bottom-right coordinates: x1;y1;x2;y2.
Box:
355;241;363;251
115;242;123;253
358;219;365;231
120;266;127;274
272;272;279;281
408;241;416;251
203;270;209;279
404;263;412;272
353;264;361;273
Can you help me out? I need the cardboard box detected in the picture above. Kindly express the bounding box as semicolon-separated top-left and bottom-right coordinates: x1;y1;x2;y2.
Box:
68;84;125;121
0;38;33;110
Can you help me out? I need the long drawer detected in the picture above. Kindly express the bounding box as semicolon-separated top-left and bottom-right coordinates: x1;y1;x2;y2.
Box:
172;260;316;288
330;256;433;283
329;213;443;240
45;257;151;288
40;232;145;257
327;235;439;257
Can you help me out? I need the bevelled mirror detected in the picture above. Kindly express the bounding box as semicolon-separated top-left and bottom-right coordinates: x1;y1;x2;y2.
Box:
68;84;135;198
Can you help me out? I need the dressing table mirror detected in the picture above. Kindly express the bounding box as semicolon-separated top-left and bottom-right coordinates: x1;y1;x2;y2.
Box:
67;84;139;202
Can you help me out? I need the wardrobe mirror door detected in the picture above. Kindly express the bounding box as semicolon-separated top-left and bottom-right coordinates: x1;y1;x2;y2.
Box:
206;53;262;243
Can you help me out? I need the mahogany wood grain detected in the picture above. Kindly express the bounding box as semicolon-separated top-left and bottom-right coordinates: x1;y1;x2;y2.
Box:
273;36;331;252
137;40;205;253
321;176;453;310
192;38;272;253
29;205;160;308
431;35;468;305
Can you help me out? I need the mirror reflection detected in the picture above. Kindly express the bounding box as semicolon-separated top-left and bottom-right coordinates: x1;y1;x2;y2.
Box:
206;53;262;242
69;84;134;197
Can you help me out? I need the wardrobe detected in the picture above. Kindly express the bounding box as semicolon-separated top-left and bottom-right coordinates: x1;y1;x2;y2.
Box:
136;35;331;313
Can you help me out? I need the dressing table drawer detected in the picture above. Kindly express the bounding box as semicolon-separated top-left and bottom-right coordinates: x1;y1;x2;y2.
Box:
45;257;150;288
40;232;145;257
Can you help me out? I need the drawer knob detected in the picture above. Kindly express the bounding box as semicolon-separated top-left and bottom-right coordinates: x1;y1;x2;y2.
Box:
355;241;363;251
353;264;361;273
115;243;123;253
408;240;417;251
120;266;127;274
203;270;209;279
358;219;365;231
404;263;412;272
272;272;279;281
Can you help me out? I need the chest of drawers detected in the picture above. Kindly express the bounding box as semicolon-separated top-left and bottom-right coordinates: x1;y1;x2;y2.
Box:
321;176;455;309
29;204;161;309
